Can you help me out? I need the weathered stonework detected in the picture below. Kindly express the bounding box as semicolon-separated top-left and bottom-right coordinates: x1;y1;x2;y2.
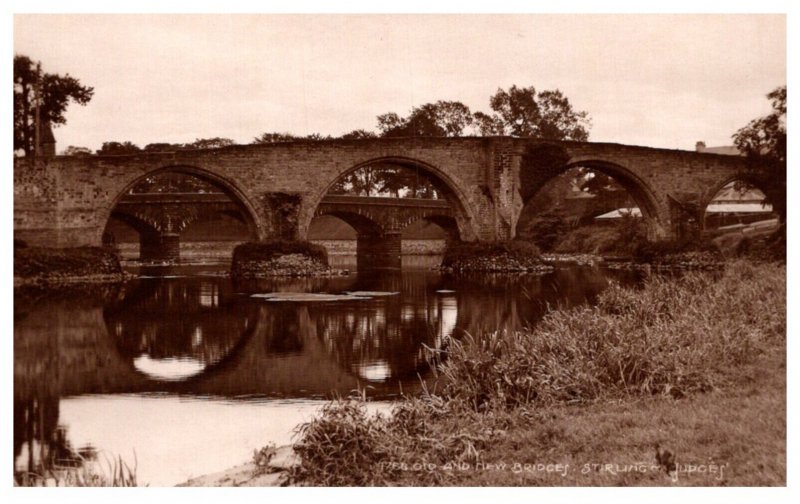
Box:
14;137;753;248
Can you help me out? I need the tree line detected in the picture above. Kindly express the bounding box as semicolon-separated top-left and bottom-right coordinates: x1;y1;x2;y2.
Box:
70;86;592;156
14;55;592;156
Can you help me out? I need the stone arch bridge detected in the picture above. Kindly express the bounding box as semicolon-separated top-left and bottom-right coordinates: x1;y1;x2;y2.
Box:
14;137;754;267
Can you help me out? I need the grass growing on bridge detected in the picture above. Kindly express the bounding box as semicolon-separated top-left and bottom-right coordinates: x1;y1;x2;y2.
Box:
288;261;785;486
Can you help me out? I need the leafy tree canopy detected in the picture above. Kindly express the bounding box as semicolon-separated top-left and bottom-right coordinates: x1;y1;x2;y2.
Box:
732;85;786;222
252;132;332;144
377;101;474;138
14;55;94;157
61;145;92;156
481;85;591;140
97;141;141;155
374;86;590;141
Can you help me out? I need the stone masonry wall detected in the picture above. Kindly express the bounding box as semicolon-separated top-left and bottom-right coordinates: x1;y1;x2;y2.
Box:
14;137;749;248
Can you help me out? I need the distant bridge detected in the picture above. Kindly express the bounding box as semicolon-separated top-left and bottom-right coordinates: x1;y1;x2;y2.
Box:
110;192;455;265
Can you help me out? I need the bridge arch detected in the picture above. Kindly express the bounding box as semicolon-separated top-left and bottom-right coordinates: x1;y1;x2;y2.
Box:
698;173;777;232
301;156;479;242
99;164;265;245
518;145;667;240
563;158;664;230
100;165;264;261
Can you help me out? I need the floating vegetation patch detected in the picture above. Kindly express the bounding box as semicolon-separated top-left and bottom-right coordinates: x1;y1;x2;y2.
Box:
251;292;372;302
344;291;400;297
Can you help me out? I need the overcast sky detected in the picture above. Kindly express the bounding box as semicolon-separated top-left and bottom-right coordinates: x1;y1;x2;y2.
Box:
14;14;785;152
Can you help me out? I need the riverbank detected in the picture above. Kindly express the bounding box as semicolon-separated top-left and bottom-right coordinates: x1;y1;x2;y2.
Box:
283;260;785;486
178;445;299;487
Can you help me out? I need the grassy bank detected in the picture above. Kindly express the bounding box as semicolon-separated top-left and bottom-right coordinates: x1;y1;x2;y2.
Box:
14;245;123;285
289;261;785;486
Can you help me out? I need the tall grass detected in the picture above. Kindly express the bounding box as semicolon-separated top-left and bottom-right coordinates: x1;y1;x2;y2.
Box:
289;261;785;485
15;453;139;487
440;262;783;409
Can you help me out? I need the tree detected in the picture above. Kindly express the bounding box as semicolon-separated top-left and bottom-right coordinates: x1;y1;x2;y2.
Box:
189;137;235;149
479;85;590;140
472;111;505;136
304;133;332;141
252;132;300;144
732;86;786;223
97;141;141;155
377;101;474;138
340;129;377;140
14;55;94;157
143;142;189;152
61;145;92;156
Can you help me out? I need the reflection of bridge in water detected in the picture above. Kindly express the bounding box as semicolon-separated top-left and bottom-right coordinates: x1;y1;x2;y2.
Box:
14;265;640;481
14;267;627;403
14;275;460;402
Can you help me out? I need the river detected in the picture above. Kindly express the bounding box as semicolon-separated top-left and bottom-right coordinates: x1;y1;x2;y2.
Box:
13;257;643;486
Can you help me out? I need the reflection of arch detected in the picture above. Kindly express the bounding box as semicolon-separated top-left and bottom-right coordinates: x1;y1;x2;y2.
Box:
98;165;264;243
103;278;260;383
304;156;477;241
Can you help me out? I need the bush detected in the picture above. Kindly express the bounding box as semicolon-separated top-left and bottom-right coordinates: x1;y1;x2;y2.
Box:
291;399;392;486
552;224;621;254
517;213;569;251
441;240;544;272
231;240;330;278
14;246;122;280
631;235;720;262
232;240;328;264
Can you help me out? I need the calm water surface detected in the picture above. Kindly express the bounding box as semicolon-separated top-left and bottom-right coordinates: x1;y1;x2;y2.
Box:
14;257;642;486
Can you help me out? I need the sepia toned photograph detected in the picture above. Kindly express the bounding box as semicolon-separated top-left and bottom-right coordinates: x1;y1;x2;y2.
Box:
9;5;789;495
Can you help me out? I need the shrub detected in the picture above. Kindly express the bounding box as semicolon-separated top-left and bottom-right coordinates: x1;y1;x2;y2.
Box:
517;213;569;251
291;399;392;486
232;240;328;264
14;246;122;279
441;240;543;272
552;224;621;254
631;235;720;262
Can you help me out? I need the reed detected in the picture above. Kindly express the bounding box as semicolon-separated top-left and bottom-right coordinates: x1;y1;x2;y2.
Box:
289;261;785;486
